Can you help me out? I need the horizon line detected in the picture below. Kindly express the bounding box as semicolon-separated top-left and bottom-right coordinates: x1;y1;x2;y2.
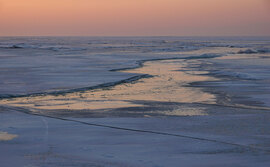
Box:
1;35;270;38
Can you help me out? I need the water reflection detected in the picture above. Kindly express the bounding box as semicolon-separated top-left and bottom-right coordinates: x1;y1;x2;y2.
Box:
0;58;217;116
0;132;17;141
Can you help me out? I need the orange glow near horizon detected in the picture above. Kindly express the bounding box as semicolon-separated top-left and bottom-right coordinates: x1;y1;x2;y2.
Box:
0;0;269;36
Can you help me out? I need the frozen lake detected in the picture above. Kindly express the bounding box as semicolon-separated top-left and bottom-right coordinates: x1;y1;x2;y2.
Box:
0;37;270;166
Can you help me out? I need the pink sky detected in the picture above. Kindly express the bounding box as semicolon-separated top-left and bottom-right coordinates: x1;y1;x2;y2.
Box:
0;0;269;36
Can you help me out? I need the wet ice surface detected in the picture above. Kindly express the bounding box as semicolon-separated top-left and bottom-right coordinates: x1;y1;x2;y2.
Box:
0;59;217;117
0;37;270;167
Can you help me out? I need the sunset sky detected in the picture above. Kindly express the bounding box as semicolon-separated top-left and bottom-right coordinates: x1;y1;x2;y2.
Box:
0;0;269;36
